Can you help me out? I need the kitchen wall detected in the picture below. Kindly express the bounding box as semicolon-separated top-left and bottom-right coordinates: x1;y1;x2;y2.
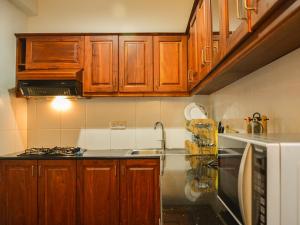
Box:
0;0;28;154
27;96;209;150
209;48;300;134
27;0;194;33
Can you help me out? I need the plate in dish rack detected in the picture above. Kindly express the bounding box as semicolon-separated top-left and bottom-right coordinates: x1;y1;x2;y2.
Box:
184;103;207;120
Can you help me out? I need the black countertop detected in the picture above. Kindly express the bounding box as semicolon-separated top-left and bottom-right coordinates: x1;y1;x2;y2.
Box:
0;148;191;160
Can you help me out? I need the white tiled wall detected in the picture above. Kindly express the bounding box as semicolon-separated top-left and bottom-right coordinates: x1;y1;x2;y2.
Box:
209;48;300;134
27;96;209;150
0;0;28;155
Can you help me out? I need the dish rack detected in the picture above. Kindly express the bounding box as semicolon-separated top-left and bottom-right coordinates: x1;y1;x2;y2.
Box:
185;118;218;158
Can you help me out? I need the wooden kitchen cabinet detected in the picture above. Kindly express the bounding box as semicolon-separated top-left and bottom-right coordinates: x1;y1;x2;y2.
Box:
188;11;200;90
224;0;250;53
119;36;154;92
197;0;213;82
38;160;76;225
153;36;187;93
25;36;84;69
84;35;119;93
77;160;119;225
250;0;283;29
0;160;38;225
120;159;161;225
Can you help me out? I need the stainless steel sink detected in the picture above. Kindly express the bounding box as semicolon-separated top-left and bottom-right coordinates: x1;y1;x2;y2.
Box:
129;149;163;155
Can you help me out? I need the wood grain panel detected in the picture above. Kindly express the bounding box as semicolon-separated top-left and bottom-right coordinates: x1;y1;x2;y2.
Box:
0;160;38;225
26;36;84;69
120;159;160;225
119;36;153;92
77;160;119;225
251;0;282;29
154;36;187;92
38;160;76;225
84;35;118;93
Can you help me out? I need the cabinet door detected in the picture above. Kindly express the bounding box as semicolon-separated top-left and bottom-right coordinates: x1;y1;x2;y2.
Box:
154;36;187;92
77;160;119;225
84;36;118;93
197;0;213;81
38;160;76;225
26;36;84;69
0;160;38;225
188;12;200;90
119;36;153;92
250;0;282;29
224;0;250;52
120;159;160;225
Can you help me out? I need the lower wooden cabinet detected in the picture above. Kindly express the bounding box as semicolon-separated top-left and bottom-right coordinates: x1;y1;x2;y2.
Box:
38;160;76;225
0;160;38;225
120;159;161;225
0;159;160;225
77;160;119;225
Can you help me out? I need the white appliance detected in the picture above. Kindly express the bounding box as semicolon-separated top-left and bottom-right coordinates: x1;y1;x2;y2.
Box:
218;133;300;225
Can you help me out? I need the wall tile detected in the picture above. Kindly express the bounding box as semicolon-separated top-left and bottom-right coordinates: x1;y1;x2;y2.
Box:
86;98;135;129
15;129;27;151
61;99;86;129
135;128;161;149
14;97;28;130
61;129;86;147
135;97;161;127
36;100;61;129
110;129;135;150
36;129;61;148
85;129;110;150
27;99;37;129
165;128;189;149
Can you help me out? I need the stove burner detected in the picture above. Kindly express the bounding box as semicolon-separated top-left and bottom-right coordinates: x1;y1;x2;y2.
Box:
18;147;86;157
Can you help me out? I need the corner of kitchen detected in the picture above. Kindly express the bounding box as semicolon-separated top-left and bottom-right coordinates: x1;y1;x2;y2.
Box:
1;0;300;225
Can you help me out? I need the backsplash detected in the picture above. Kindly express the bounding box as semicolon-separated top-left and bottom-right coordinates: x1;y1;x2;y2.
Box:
27;96;208;150
209;48;300;133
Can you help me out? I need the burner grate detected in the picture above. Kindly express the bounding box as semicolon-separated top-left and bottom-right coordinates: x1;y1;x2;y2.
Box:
18;147;85;157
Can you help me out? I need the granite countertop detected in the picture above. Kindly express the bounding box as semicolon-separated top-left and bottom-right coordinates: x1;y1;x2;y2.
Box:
0;148;187;160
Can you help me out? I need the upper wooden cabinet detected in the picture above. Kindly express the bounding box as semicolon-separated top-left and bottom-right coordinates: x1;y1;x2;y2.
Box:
77;160;119;225
25;36;84;69
197;0;213;82
119;36;153;92
188;12;200;90
224;0;251;52
84;35;118;93
250;0;282;28
120;159;160;225
154;36;187;92
0;160;38;225
38;160;76;225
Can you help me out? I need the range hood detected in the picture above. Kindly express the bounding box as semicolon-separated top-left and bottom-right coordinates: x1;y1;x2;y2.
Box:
16;69;83;97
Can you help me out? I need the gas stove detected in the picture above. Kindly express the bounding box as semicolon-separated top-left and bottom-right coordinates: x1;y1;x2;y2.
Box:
17;147;86;157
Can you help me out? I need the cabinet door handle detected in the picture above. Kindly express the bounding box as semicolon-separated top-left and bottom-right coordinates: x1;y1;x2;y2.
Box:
236;0;247;20
201;47;211;66
31;165;34;177
188;70;194;82
244;0;256;11
38;165;41;177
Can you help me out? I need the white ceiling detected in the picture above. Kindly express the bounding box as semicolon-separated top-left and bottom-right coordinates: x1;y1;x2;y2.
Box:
27;0;194;33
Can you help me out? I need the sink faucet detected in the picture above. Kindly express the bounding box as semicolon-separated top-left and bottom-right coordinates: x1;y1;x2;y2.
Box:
154;121;166;152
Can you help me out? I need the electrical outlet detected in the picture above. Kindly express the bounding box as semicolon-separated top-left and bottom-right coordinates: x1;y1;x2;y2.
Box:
110;121;127;130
